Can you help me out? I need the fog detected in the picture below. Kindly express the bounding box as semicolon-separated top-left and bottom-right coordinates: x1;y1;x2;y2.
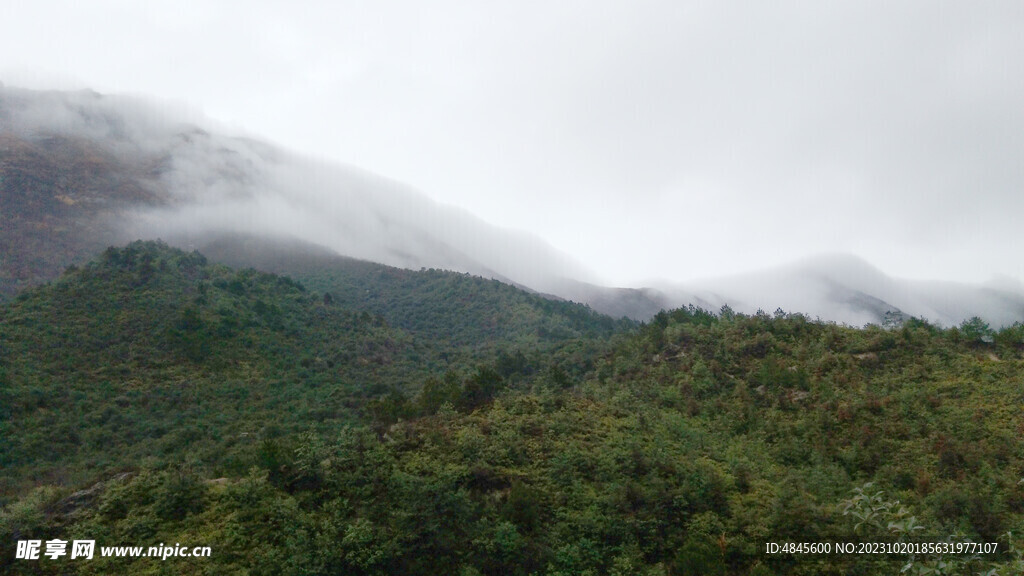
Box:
4;2;1023;289
669;254;1024;328
130;149;599;294
1;85;595;296
3;84;1024;326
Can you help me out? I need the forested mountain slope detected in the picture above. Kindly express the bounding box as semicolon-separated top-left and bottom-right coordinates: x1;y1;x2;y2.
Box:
3;252;1024;574
0;241;623;500
197;233;632;350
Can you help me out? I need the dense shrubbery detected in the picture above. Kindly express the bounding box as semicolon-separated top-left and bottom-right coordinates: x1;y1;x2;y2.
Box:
2;242;1023;574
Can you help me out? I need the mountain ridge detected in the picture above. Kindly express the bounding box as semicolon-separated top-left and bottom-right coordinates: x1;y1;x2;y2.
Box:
0;85;592;301
2;85;1023;327
660;253;1024;328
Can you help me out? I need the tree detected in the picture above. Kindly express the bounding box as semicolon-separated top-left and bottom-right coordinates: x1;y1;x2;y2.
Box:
960;316;994;345
418;373;462;415
458;366;504;411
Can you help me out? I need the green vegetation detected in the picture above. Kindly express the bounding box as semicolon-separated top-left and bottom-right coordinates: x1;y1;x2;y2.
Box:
202;234;632;359
2;243;1023;574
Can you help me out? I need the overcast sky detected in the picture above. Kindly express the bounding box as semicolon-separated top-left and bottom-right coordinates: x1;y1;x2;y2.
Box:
2;1;1022;287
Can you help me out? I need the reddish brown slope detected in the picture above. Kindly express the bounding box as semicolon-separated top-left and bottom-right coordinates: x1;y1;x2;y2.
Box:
0;132;164;299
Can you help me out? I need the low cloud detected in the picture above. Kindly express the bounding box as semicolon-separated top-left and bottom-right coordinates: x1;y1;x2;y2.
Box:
4;84;1022;326
0;86;593;295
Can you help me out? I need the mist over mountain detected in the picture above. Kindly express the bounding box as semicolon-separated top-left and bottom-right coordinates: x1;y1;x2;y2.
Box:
652;254;1024;328
0;85;593;299
2;85;1023;327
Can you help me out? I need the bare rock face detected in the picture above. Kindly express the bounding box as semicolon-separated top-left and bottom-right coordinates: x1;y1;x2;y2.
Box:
53;472;135;517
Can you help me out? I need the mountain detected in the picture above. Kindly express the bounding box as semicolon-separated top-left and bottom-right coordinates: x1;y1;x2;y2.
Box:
659;254;1024;328
3;256;1023;574
3;85;1023;327
0;102;164;299
0;240;625;500
8;85;1024;576
196;233;630;350
0;85;593;303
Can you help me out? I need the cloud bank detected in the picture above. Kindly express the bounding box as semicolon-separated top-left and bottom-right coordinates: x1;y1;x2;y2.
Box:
3;85;1023;327
1;85;595;296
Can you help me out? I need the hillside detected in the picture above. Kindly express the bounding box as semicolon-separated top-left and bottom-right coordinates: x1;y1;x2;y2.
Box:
0;241;624;500
0;241;408;496
3;251;1024;574
0;130;163;300
197;233;632;351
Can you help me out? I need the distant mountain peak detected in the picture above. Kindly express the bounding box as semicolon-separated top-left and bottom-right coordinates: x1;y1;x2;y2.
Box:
656;253;1024;328
792;252;886;277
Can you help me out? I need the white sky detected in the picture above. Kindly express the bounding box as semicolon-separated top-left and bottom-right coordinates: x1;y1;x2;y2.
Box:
2;1;1022;287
